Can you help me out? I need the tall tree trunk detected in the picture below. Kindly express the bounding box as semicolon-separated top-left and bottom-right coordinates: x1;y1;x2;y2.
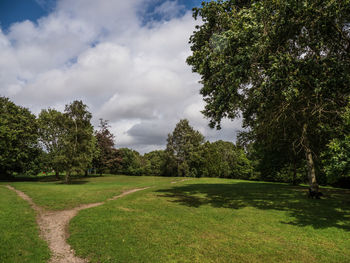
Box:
292;160;297;185
303;124;318;192
85;170;88;177
64;172;70;184
305;146;318;192
55;171;60;179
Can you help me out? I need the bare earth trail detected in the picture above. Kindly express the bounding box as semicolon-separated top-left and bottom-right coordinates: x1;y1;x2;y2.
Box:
171;178;192;184
6;185;149;263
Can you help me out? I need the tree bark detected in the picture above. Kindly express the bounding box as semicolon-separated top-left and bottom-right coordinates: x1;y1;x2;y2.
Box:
292;160;297;185
305;145;319;192
85;170;88;177
55;171;60;179
64;172;70;184
303;124;319;192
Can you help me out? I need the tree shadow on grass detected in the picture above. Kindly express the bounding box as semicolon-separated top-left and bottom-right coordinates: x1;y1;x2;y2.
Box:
156;182;350;231
55;180;89;185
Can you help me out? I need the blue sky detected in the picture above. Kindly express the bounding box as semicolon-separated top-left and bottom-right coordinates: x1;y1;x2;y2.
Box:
0;0;49;30
0;0;240;153
0;0;205;30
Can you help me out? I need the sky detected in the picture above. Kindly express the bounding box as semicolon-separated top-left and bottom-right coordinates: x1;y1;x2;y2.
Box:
0;0;243;153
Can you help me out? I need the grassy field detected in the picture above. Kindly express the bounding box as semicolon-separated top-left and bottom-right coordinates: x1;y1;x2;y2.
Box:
0;186;50;263
1;176;350;262
68;178;350;263
7;175;175;210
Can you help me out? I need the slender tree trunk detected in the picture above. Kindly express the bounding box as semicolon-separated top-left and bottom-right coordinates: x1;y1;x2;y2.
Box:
55;171;60;179
64;171;70;184
302;124;318;192
305;146;318;192
85;170;88;177
292;160;297;185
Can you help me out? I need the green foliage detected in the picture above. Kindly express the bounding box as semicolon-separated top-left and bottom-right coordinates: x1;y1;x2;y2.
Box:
199;140;253;179
38;108;67;176
113;148;145;176
187;0;350;186
38;101;95;182
322;103;350;183
62;100;95;181
143;150;166;176
165;119;205;177
0;97;40;178
93;119;120;175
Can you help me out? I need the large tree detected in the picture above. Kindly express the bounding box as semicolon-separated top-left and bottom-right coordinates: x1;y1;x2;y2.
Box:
38;101;95;182
0;97;40;178
143;150;166;176
187;0;350;191
93;119;120;175
112;148;145;176
165;119;205;177
63;100;95;182
38;108;67;178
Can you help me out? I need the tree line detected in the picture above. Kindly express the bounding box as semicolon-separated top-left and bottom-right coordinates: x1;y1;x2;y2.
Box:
0;97;253;182
114;119;253;179
0;96;348;187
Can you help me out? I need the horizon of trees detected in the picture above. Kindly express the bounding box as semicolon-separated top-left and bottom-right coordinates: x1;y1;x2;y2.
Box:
0;96;348;188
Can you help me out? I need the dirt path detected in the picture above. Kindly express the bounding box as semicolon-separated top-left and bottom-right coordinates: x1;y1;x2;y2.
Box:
171;178;192;184
6;185;148;263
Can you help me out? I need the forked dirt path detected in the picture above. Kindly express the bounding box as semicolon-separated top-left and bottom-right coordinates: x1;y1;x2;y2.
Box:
6;185;149;263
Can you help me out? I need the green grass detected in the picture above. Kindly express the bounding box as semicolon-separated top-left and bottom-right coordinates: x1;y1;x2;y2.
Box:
2;176;350;262
0;186;50;263
68;178;350;263
8;175;176;210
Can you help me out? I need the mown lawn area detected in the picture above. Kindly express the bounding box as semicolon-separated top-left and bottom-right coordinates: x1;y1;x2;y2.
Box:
0;186;50;263
7;175;175;210
68;178;350;263
1;176;350;263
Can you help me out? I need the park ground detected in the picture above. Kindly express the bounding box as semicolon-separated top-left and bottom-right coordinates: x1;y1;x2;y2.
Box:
1;175;350;263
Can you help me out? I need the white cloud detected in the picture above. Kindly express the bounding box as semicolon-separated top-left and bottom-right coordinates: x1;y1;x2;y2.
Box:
153;0;186;20
0;0;243;153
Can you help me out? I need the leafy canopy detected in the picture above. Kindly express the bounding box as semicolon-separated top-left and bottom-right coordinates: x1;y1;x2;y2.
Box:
0;97;40;177
187;0;350;186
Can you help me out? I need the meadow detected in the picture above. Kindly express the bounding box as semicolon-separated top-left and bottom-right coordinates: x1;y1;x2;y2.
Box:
1;175;350;263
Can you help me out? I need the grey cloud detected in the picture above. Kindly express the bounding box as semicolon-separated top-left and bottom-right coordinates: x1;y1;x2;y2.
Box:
126;121;174;146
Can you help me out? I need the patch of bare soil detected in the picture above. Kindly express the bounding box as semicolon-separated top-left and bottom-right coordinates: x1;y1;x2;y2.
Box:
171;178;193;184
6;185;148;263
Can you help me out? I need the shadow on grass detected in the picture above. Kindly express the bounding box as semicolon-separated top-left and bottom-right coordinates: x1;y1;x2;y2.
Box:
55;180;89;185
1;174;104;183
156;182;350;231
0;175;59;182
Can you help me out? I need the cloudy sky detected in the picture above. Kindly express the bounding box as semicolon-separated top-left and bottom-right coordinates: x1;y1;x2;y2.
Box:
0;0;242;153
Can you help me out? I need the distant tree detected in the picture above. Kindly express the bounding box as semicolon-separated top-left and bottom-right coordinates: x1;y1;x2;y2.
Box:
93;119;120;175
0;97;40;178
38;109;67;178
144;150;166;176
165;119;205;177
187;1;350;192
62;100;95;182
198;141;230;178
113;148;145;176
199;141;253;179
